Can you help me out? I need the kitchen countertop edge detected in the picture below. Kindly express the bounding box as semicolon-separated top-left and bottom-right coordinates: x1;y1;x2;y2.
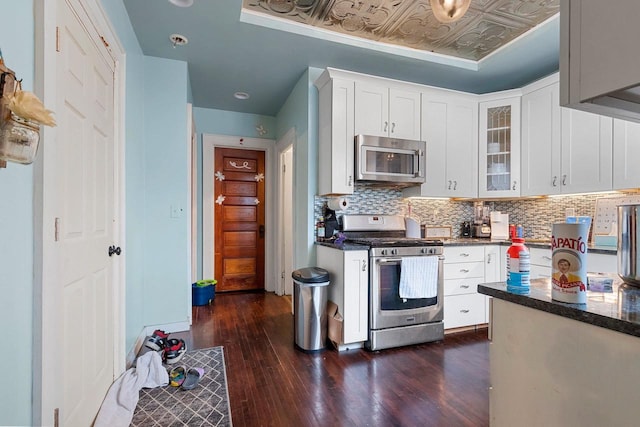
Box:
478;280;640;338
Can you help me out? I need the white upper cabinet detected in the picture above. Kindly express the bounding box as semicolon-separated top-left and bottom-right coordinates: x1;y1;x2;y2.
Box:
521;77;561;196
355;82;421;140
404;89;477;198
613;119;640;190
316;71;355;195
560;108;613;193
560;0;640;122
521;75;613;196
479;96;521;198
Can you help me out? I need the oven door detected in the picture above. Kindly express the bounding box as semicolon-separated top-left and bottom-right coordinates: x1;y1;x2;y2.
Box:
370;255;444;330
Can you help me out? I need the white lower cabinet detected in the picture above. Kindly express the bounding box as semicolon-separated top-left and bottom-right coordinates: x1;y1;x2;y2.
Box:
443;246;493;330
529;247;552;280
316;246;369;346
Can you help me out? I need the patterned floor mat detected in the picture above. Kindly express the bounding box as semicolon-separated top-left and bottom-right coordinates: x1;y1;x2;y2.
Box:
131;346;232;426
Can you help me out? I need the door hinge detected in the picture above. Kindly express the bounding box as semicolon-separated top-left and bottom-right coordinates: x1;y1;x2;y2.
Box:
100;35;110;49
55;27;60;52
54;217;60;241
281;271;285;279
282;164;286;173
54;408;59;427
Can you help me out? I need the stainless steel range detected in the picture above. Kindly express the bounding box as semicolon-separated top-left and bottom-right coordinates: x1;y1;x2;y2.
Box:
342;215;445;350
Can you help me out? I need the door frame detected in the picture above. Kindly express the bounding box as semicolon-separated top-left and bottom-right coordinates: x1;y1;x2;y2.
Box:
202;134;276;292
33;0;126;424
276;128;295;296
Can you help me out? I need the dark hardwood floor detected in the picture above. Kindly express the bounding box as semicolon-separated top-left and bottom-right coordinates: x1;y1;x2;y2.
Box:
177;292;490;427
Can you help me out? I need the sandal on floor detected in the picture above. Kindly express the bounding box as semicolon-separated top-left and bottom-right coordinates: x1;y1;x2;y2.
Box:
144;329;169;351
181;367;205;390
164;338;187;365
169;365;187;387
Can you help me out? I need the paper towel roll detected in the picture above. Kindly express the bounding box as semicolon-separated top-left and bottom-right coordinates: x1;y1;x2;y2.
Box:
327;197;349;211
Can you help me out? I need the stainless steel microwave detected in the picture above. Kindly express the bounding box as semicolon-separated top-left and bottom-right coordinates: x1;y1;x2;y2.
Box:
354;134;426;186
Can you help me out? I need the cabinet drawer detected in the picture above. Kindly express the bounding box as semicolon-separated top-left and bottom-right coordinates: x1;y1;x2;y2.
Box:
531;265;552;280
444;261;484;280
444;278;481;297
444;246;485;263
444;293;487;329
529;247;552;267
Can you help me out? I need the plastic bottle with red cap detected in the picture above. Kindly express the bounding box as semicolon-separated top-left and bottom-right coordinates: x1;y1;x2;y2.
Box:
506;238;530;294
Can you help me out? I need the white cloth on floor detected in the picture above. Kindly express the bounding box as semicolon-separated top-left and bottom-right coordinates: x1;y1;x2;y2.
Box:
94;350;168;427
399;256;439;299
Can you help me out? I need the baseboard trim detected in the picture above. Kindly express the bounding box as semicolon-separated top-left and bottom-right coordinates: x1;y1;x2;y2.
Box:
126;328;148;369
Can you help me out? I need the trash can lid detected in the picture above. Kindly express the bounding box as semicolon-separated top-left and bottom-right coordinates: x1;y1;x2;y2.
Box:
291;267;330;283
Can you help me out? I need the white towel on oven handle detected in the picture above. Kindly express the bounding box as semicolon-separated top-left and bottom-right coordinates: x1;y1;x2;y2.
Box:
399;256;439;299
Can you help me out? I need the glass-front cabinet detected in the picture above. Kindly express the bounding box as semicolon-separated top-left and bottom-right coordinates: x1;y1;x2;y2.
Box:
479;97;521;198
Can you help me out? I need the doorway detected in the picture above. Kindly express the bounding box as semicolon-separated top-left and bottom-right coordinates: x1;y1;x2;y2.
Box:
202;135;276;292
276;129;295;296
214;147;265;291
35;0;124;424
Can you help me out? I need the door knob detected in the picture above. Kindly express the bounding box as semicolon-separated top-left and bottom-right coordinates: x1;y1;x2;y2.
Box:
108;245;121;257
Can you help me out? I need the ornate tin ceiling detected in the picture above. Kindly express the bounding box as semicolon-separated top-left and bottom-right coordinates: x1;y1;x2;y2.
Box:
243;0;559;61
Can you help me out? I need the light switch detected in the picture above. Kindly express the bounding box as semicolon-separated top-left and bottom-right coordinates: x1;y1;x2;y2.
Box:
170;205;183;218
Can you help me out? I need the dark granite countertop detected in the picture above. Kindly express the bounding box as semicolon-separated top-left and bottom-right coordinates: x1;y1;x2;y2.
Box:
444;238;616;255
317;238;616;254
478;278;640;338
315;240;370;251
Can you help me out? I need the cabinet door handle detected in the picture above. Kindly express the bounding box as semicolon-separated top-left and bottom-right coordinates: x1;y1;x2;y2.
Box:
391;122;396;133
460;268;469;273
460;309;470;314
562;174;567;185
384;121;388;132
487;253;492;264
460;253;470;257
362;260;367;271
453;180;457;190
348;175;352;186
542;255;552;261
512;180;517;190
460;284;470;289
448;180;452;190
552;175;557;187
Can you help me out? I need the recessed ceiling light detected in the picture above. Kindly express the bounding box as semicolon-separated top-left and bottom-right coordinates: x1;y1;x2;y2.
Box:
234;92;250;100
169;34;188;48
169;0;194;7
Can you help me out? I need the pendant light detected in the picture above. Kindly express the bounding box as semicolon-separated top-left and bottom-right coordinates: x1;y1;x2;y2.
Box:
430;0;471;23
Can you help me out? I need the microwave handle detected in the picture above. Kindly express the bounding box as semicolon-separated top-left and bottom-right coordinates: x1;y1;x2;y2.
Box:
414;149;423;178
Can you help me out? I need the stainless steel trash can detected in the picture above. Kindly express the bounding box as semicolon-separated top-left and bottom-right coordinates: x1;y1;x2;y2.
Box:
292;267;330;352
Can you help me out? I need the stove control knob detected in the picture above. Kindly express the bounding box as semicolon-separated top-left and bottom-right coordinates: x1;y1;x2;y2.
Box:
381;249;387;256
391;249;398;255
421;248;428;254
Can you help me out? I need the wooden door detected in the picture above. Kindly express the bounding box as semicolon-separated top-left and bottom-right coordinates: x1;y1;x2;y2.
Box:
214;148;265;291
56;0;117;424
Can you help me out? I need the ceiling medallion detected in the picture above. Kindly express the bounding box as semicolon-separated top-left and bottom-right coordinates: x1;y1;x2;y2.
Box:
430;0;471;23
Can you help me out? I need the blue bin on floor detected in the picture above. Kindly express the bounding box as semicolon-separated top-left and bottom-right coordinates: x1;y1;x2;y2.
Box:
192;280;216;306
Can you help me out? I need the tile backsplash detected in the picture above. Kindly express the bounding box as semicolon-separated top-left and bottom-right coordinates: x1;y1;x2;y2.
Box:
315;185;639;239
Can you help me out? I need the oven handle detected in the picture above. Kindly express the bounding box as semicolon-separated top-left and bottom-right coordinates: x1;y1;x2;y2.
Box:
377;258;403;263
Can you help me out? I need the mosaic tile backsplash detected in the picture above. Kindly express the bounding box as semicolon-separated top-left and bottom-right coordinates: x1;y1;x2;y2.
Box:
315;185;639;239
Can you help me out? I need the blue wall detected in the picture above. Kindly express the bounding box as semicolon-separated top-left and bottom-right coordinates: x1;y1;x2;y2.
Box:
0;2;35;424
141;56;190;325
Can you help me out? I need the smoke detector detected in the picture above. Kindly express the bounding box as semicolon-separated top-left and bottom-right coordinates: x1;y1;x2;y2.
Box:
169;34;188;48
